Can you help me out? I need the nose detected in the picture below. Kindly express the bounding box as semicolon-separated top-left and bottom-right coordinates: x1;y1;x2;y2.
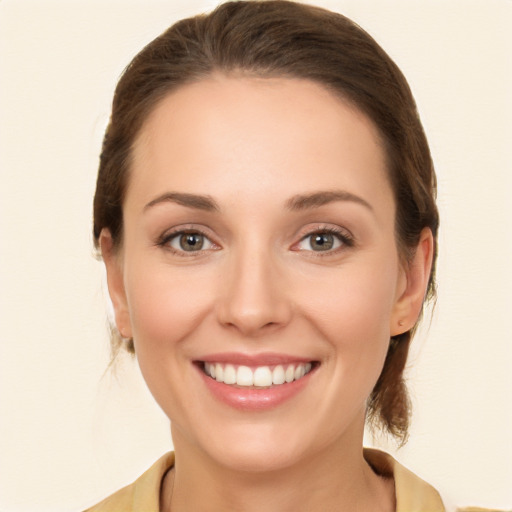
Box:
216;246;292;337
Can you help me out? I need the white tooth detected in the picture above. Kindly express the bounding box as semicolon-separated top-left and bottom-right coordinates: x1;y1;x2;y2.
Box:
223;364;236;385
253;366;272;387
285;365;295;383
237;366;254;386
215;363;224;382
305;362;312;374
209;363;216;379
272;365;285;385
294;364;305;380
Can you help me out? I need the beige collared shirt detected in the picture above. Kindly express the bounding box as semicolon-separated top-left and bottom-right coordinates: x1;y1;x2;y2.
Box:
84;449;495;512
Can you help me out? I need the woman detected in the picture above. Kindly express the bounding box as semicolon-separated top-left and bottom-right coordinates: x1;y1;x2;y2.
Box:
86;1;485;511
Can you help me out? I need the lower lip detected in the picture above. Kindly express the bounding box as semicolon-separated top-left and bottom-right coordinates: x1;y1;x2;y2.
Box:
197;366;315;411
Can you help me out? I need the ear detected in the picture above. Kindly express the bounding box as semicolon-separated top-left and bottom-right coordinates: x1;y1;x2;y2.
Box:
390;227;434;336
99;229;133;339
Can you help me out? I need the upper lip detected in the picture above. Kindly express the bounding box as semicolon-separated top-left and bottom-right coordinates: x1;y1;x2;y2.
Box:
196;352;317;366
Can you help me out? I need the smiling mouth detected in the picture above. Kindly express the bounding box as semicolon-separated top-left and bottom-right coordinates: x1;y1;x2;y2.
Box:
201;361;317;388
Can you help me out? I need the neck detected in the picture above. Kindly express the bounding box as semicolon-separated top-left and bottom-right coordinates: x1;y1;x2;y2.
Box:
161;423;395;512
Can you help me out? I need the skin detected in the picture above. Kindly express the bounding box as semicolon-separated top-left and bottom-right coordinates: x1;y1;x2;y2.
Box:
101;75;433;512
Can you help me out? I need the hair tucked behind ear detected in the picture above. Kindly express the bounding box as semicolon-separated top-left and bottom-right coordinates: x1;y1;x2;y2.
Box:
93;0;439;444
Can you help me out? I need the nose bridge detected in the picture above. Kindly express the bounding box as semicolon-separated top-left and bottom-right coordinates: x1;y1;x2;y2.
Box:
217;238;290;335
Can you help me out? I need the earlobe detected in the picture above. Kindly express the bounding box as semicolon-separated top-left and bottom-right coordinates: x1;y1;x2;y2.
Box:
99;229;133;339
391;228;434;336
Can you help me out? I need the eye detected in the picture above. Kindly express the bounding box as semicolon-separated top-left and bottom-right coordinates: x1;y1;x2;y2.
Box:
295;229;352;253
165;231;216;253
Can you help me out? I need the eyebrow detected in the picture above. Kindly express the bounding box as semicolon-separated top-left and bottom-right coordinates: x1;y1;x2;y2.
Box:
143;189;372;214
144;192;220;212
285;190;373;212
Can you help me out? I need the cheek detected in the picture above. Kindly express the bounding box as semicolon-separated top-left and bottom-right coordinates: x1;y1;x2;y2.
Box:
125;263;215;350
296;254;399;391
122;262;219;421
301;258;398;340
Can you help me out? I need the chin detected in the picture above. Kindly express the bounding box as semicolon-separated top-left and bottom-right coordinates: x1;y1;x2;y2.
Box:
188;420;311;474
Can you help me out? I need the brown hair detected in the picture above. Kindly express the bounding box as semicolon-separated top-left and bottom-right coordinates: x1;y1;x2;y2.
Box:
93;0;439;444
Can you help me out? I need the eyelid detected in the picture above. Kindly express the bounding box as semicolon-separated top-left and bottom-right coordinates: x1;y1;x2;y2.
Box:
155;223;354;255
291;224;355;253
156;225;220;255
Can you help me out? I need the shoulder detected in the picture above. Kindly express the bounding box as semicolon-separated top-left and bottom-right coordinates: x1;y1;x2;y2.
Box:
456;509;510;512
364;447;445;512
364;448;509;512
83;452;175;512
83;484;134;512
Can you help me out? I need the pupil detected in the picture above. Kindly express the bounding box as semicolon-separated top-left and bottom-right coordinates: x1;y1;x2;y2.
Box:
312;233;333;251
180;233;203;251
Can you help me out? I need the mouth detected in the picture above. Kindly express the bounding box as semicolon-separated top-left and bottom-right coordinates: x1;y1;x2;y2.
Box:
201;361;316;388
194;353;320;410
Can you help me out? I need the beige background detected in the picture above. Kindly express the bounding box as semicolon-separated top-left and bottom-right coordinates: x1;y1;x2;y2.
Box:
0;0;511;510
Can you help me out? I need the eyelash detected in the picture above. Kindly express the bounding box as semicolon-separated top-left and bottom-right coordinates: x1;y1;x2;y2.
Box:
294;226;355;255
156;227;217;257
156;225;354;256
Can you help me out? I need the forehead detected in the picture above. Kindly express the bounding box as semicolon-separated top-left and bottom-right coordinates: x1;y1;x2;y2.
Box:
129;75;392;214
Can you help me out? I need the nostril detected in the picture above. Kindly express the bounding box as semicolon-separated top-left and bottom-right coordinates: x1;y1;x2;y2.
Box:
215;269;292;334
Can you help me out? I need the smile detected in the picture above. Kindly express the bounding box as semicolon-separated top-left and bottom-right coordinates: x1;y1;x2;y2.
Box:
203;362;314;387
196;354;319;410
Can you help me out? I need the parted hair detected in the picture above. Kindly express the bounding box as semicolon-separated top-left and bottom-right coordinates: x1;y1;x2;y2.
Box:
93;0;439;444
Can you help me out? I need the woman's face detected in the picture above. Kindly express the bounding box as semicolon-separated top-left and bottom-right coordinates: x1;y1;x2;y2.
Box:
104;76;425;471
